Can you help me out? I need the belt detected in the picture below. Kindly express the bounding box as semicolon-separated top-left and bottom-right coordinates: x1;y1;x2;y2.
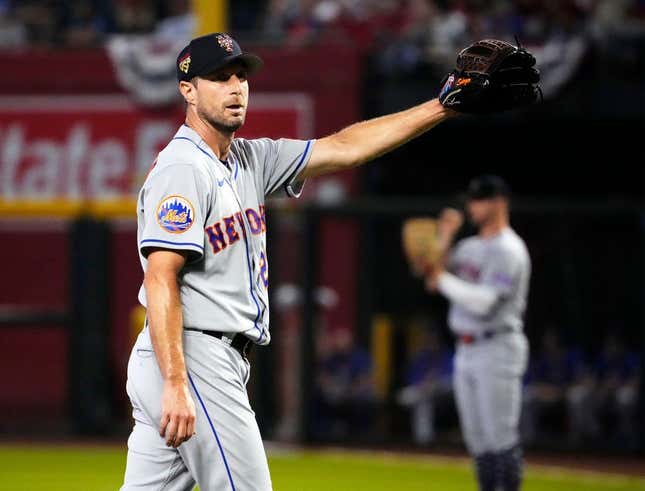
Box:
459;330;497;345
185;328;253;358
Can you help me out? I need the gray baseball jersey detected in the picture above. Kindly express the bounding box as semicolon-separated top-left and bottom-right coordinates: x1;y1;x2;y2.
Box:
136;124;314;345
447;227;531;457
447;227;531;336
122;124;313;491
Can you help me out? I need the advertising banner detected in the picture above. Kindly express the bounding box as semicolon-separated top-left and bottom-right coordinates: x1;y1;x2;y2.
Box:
0;94;313;204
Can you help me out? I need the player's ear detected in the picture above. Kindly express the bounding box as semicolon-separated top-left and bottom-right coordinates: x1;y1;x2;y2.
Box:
179;80;197;105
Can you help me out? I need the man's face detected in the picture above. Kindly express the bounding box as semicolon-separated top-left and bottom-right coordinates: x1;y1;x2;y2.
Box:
193;61;249;133
467;197;499;227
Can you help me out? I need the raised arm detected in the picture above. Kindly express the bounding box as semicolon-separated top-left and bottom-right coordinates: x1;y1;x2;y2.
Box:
302;37;541;179
302;99;454;178
145;248;196;448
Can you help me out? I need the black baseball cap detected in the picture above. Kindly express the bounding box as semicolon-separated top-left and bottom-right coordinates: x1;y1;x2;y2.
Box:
176;33;263;82
467;175;511;200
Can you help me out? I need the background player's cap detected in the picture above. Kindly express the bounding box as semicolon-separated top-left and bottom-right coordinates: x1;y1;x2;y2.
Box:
176;33;263;82
467;175;511;200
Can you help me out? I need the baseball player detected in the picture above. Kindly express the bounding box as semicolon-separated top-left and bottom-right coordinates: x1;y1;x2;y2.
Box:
120;32;457;491
424;176;531;491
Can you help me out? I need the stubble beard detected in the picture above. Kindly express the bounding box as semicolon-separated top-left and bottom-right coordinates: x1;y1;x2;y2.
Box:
199;106;245;134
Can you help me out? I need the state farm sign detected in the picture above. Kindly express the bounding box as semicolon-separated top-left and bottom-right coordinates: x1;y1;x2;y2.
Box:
0;95;312;201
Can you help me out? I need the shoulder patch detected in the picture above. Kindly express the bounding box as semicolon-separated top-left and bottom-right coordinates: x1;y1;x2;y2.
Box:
156;195;195;234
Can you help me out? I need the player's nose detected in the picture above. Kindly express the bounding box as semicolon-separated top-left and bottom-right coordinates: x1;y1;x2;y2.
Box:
228;75;244;94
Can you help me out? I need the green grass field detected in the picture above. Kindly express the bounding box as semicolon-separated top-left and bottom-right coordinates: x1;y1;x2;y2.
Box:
1;444;643;491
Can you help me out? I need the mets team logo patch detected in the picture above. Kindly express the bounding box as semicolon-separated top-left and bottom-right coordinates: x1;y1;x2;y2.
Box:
157;196;194;234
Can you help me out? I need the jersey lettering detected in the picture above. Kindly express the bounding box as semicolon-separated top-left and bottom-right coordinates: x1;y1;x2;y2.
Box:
245;208;262;234
223;215;240;245
205;206;265;255
259;205;267;233
206;222;228;253
259;251;269;288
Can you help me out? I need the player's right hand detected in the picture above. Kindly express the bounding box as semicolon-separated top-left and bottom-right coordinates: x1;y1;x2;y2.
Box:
159;379;197;448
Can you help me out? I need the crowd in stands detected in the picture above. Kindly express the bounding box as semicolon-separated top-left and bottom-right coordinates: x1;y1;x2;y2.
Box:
311;327;379;441
0;0;192;47
1;0;643;51
522;328;641;450
312;318;641;450
3;0;642;105
261;0;645;89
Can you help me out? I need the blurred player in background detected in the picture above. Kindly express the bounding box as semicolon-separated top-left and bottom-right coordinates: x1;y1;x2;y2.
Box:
421;176;531;491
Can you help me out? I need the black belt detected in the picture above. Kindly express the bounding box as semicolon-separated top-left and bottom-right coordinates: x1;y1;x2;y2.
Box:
458;330;497;345
185;328;253;358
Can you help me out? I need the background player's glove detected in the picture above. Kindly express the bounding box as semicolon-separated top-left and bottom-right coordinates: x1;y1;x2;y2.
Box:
402;209;464;278
438;39;541;114
402;218;442;277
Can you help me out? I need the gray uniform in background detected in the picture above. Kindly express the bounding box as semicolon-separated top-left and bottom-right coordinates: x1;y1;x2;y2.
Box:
447;228;530;484
122;124;313;490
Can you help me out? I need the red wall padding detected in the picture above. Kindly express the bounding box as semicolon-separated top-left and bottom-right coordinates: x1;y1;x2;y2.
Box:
0;326;68;420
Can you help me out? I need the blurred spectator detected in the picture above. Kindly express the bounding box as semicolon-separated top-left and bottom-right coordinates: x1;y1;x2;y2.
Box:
521;327;588;445
153;0;194;41
263;0;401;48
272;284;340;442
565;332;641;448
396;319;453;445
61;1;115;47
591;333;641;449
0;0;26;47
312;327;378;440
13;0;60;45
113;0;156;34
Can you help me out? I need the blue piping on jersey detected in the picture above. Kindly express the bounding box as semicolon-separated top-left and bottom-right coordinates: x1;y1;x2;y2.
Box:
172;136;216;162
225;184;264;343
188;372;236;491
171;135;264;341
140;238;204;250
296;140;312;172
284;140;312;197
